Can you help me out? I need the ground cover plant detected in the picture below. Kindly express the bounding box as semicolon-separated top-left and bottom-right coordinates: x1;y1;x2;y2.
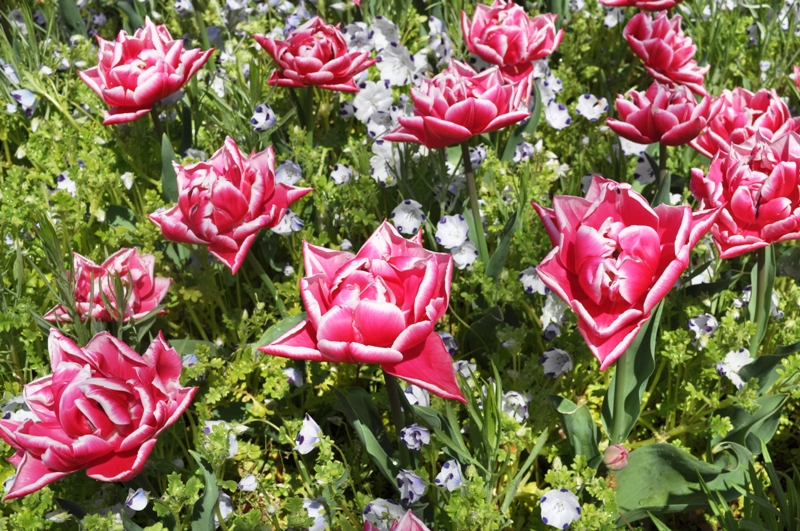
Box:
2;0;800;528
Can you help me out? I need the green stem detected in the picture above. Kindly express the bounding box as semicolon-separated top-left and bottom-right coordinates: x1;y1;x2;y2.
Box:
611;349;630;445
461;141;489;263
215;500;229;531
150;107;164;144
384;372;405;436
750;246;770;355
658;142;668;190
303;87;316;145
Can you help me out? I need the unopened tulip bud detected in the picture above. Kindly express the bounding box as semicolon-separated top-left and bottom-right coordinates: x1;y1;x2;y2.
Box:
603;444;629;471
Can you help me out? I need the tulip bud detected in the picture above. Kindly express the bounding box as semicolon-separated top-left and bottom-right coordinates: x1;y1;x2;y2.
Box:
603;444;629;471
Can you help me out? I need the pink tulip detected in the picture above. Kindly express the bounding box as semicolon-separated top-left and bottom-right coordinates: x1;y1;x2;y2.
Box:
260;221;465;402
390;511;432;531
623;12;709;95
607;82;714;147
603;444;629;471
383;61;531;150
0;330;196;500
78;17;214;125
461;0;563;82
44;248;171;323
533;176;717;370
149;137;312;274
254;17;376;92
794;65;800;92
600;0;682;12
690;131;800;259
690;88;800;159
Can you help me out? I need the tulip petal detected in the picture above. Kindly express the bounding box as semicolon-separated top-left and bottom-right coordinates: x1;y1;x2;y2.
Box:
85;438;157;482
2;453;71;501
259;319;324;361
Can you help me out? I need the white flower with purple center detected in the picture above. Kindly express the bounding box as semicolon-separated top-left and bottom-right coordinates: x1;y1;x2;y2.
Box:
451;241;478;270
633;155;655;184
56;171;76;196
238;474;258;492
363;498;406;531
533;59;549;80
91;12;108;26
283;367;303;387
514;142;537;163
251;102;276;132
570;0;585;11
740;287;784;319
10;89;37;118
1;60;20;85
377;42;428;87
396;470;426;505
370;140;399;187
542;292;568;329
688;313;718;349
603;7;625;28
453;360;476;380
331;163;354;185
502;391;530;422
371;16;400;51
429;16;453;67
540;348;573;378
391;199;426;234
342;22;373;53
434;459;463;491
182;353;198;367
353;80;393;122
435;214;469;249
537;71;563;104
276;160;302;186
294;413;322;454
270;209;304;235
469;144;488;168
575;94;608;121
366;110;396;138
399;423;430;451
519;266;547;295
541;488;582;529
717;348;754;390
175;0;194;15
545;100;571;130
438;332;458;356
125;488;148;511
404;385;430;407
303;498;326;531
619;137;648;157
339;99;357;118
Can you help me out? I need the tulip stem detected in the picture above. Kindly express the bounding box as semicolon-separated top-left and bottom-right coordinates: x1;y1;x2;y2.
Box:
461;142;489;263
658;142;668;189
384;372;405;435
611;349;630;445
750;245;773;355
150;107;163;143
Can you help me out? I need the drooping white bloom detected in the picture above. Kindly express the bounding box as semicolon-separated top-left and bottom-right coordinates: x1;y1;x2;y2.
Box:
502;391;530;422
120;172;134;190
270;209;304;235
210;76;225;98
399;424;430;451
181;353;198;367
540;348;573;378
438;332;458;356
519;266;547;295
545;100;571;130
1;60;20;85
434;460;463;491
540;489;582;529
331;163;354;185
397;470;426;505
371;16;400;51
603;7;625;28
363;499;406;531
404;385;430;407
276;160;302;186
124;489;148;511
10;89;37;118
377;42;428;86
294;413;322;454
435;214;469;249
391;199;426;234
633;155;655;184
303;498;326;531
251;102;277;131
283;367;304;387
450;240;477;269
575;94;608;121
238;474;258;492
353;80;393;122
717;348;754;390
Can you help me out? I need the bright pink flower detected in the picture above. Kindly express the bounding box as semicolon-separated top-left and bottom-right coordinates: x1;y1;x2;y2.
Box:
690;131;800;259
44;248;171;323
149;137;312;274
78;17;214;125
260;221;465;402
599;0;682;12
461;0;563;82
383;61;531;150
603;444;629;471
391;511;432;531
690;88;800;159
533;176;717;370
607;82;714;146
623;12;709;95
0;330;196;500
253;17;376;92
794;65;800;91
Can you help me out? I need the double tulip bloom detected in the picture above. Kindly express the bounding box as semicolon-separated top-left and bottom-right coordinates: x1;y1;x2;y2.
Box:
364;510;431;531
44;248;171;323
691;88;800;159
607;82;714;146
690;131;800;259
261;221;464;402
0;330;196;500
600;0;682;11
254;17;376;92
533;176;717;369
624;12;709;95
461;0;563;82
383;61;531;150
78;17;214;125
149;137;312;273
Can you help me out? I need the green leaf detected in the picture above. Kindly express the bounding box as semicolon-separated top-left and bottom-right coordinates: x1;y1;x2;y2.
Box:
485;212;517;279
116;1;144;29
59;0;86;36
254;312;307;349
615;443;750;522
501;84;541;162
190;451;219;531
601;302;664;444
748;245;776;355
500;428;549;512
161;134;179;202
170;339;218;357
106;205;137;230
651;170;672;207
711;394;787;455
547;396;601;469
121;514;145;531
740;339;800;393
647;512;674;531
54;497;87;519
179;104;193;156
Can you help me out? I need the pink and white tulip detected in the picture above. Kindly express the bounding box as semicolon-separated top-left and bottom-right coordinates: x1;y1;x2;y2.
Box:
690;131;800;259
78;17;214;125
44;248;171;323
149;137;312;274
383;61;531;150
600;0;682;12
0;330;196;500
533;176;717;370
260;221;465;402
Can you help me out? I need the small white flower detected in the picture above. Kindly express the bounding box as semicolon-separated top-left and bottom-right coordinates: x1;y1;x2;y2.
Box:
633;156;655;184
540;488;582;529
120;172;134;190
519;266;547;295
391;199;426;234
331;163;354;185
540;348;573;378
353;80;393;122
125;489;148;511
214;492;233;528
339;99;357;118
294;413;322;454
619;137;648;156
3;474;16;495
580;174;595;196
182;353;198;367
717;348;754;390
282;264;294;276
371;16;400;51
502;391;530;422
434;459;463;491
283;367;303;387
39;65;53;76
399;423;430;451
468;54;493;72
238;474;258;492
363;499;406;531
570;0;585;10
340;239;353;251
1;61;20;85
203;421;242;458
533;59;549;80
56;171;76;196
603;7;625;28
251;102;277;132
451;241;478;269
10;89;37;118
342;22;373;53
453;360;476;379
377;42;428;86
174;0;194;15
542;292;568;329
545;100;571;130
276;160;302;186
370;140;399;187
575;94;608;121
537;71;563;104
428;16;453;67
303;498;326;531
514;142;537;163
397;469;426;505
469;144;488;168
438;332;458;355
435;215;469;249
211;76;225;98
271;209;304;235
366;110;396;138
404;385;430;407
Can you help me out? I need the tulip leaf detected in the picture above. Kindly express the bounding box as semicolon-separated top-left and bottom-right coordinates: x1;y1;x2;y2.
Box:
106;205;137;230
54;497;87;519
501;83;542;162
615;443;750;522
485;212;517;279
710;394;787;455
651;170;672;207
647;512;675;531
190;450;219;531
740;338;800;393
59;0;86;36
601;301;664;444
116;1;144;30
254;312;307;349
547;395;601;469
161;134;179;203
